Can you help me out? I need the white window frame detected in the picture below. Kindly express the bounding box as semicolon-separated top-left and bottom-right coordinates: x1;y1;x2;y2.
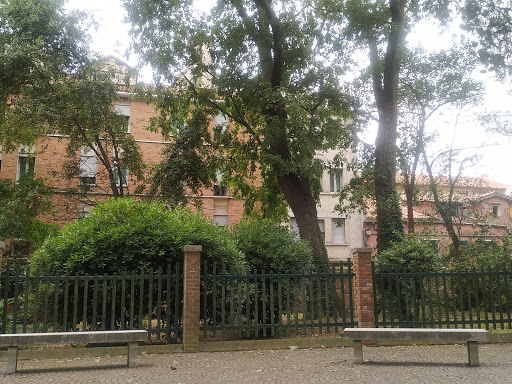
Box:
329;168;342;193
79;148;97;186
214;112;229;132
492;204;501;217
114;99;131;133
331;218;346;244
17;146;36;181
213;215;229;226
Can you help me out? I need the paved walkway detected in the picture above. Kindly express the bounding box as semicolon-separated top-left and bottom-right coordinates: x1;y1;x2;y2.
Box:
2;343;512;383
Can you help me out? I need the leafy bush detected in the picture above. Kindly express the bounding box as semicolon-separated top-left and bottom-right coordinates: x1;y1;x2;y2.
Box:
231;218;313;272
374;236;442;273
458;238;511;269
32;198;244;274
374;236;441;322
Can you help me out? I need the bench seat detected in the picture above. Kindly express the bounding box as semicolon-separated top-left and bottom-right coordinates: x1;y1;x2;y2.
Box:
344;328;488;366
0;330;148;374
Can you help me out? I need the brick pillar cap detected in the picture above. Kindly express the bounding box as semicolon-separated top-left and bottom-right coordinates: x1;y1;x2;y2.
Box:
184;245;202;252
352;247;373;255
0;242;5;250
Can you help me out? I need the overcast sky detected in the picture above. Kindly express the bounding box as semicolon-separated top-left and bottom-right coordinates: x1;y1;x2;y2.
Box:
65;0;512;187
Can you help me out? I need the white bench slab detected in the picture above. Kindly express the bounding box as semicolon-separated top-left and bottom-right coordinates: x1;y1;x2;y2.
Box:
0;330;148;374
344;328;488;366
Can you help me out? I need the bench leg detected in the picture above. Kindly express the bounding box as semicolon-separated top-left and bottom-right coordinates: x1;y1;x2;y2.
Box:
353;340;363;364
467;341;479;367
127;342;138;368
6;346;18;374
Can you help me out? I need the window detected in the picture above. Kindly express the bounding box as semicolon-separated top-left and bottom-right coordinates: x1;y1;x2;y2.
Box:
10;239;30;259
78;205;93;219
439;202;459;217
17;146;35;180
492;204;501;217
213;215;229;226
331;218;346;244
79;148;97;185
214;112;229;132
113;165;128;187
423;239;440;254
213;172;228;196
318;219;325;244
114;99;131;133
329;168;342;193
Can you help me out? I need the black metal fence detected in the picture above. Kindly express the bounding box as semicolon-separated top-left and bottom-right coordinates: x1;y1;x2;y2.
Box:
374;262;512;330
0;264;183;342
1;261;356;341
200;262;357;340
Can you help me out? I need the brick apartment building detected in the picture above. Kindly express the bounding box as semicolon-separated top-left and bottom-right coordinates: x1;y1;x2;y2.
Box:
0;58;365;261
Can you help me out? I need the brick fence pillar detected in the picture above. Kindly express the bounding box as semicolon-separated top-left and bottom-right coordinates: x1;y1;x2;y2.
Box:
182;245;202;352
352;248;375;328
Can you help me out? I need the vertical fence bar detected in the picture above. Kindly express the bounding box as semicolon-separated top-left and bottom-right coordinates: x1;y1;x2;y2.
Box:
434;272;442;328
337;263;344;331
23;267;31;333
42;273;50;332
111;273;117;331
72;272;79;331
465;269;473;329
488;266;496;329
156;268;162;339
212;262;217;338
442;271;449;328
33;269;40;333
120;272;126;330
138;272;144;331
503;263;511;329
11;265;21;333
221;264;226;339
63;272;69;332
496;266;504;329
52;274;60;331
1;264;10;333
262;270;267;337
471;267;481;329
82;274;89;331
130;271;135;331
270;270;275;337
92;274;98;331
147;268;154;338
481;266;489;329
165;264;171;340
102;274;107;331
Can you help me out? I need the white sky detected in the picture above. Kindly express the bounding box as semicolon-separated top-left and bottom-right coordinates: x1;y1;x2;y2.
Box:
66;0;512;187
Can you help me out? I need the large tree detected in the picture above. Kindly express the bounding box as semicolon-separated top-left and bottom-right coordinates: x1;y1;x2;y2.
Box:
341;0;452;251
397;44;484;234
124;0;356;263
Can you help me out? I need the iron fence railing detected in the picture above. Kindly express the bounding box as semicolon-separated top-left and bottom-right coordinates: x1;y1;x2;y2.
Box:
374;262;512;330
0;264;183;342
200;262;357;340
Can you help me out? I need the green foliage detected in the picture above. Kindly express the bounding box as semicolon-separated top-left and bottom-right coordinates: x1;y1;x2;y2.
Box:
462;0;512;78
124;0;357;263
455;238;512;270
0;0;89;147
0;176;58;252
32;198;244;274
374;236;442;273
231;218;313;272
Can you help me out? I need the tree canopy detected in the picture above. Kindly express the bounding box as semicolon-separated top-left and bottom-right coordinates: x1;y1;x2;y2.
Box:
1;0;145;201
124;0;357;263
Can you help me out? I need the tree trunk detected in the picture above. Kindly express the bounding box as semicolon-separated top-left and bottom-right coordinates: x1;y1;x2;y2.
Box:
371;0;407;252
277;173;328;264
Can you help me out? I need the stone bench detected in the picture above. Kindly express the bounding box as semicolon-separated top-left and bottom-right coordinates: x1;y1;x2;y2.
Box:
343;328;489;366
0;330;148;374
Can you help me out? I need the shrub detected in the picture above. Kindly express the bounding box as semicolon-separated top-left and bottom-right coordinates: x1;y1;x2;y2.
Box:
231;218;313;272
374;236;442;273
32;198;244;274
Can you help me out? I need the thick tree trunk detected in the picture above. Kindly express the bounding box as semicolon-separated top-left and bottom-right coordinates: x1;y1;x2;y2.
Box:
277;173;328;264
371;0;407;251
